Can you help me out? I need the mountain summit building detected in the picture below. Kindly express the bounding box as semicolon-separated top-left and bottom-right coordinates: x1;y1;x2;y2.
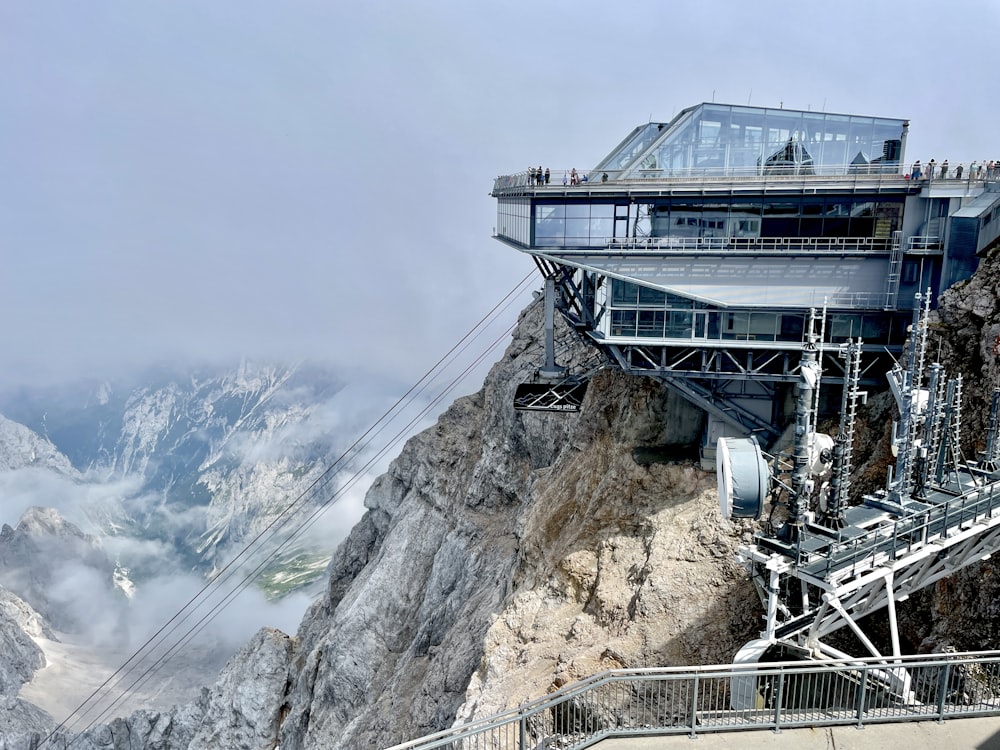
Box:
491;103;1000;463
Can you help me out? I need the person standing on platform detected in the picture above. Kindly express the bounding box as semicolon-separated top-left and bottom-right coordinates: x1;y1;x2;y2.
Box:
544;167;550;185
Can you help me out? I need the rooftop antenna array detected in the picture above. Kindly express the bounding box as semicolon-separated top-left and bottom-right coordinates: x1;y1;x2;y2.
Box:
720;291;1000;707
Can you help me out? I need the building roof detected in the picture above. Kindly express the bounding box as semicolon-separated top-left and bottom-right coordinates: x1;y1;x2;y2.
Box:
591;103;908;180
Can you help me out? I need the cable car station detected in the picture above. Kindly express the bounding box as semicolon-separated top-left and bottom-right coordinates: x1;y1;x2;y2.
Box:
491;103;1000;467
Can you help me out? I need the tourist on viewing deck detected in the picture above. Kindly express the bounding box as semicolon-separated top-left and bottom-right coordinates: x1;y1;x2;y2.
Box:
570;167;578;185
911;161;922;180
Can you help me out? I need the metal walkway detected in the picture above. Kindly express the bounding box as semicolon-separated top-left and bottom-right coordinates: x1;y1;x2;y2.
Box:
384;651;1000;750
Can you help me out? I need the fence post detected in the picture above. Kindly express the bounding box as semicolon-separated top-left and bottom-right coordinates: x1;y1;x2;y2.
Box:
856;667;869;729
519;708;527;749
772;671;784;734
937;663;951;723
689;675;699;739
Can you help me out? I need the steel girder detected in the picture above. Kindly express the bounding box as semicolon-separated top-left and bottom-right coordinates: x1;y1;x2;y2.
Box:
748;502;1000;658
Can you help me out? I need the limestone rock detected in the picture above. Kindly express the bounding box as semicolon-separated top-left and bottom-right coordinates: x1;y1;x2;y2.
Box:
274;299;753;749
0;586;55;749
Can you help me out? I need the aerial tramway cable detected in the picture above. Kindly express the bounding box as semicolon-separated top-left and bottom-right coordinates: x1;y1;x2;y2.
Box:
41;270;539;746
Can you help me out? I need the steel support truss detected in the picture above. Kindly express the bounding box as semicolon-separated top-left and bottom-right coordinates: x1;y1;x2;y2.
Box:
745;480;1000;660
536;257;899;442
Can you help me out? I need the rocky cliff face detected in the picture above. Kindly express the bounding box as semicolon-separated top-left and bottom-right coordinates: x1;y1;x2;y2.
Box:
41;628;293;750
0;586;55;749
275;299;757;749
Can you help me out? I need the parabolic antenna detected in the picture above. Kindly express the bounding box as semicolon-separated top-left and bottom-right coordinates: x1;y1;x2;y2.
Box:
808;432;835;475
717;436;770;520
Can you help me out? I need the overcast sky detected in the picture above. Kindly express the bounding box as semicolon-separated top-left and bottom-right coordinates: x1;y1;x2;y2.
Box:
2;0;998;391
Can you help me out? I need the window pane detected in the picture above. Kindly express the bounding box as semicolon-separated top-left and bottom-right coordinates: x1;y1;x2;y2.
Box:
638;286;667;306
612;280;638;306
611;310;637;336
637;310;665;337
666;311;694;337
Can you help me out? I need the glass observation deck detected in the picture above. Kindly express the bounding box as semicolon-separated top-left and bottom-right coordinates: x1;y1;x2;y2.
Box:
593;103;907;179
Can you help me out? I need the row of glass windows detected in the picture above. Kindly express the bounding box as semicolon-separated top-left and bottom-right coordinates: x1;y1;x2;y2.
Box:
651;198;902;239
533;197;903;246
609;308;899;344
606;281;902;343
611;284;706;308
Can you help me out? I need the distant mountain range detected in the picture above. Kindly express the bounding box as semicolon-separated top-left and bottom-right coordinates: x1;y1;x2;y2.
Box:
0;360;364;595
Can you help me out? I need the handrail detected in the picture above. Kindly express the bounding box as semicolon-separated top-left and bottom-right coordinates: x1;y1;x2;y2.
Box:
384;650;1000;749
803;474;1000;578
493;165;1000;195
602;235;894;255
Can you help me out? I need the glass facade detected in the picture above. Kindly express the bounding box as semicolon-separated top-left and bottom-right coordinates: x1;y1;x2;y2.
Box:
593;104;907;178
607;280;903;344
648;196;903;239
496;198;531;245
534;202;614;247
531;196;903;246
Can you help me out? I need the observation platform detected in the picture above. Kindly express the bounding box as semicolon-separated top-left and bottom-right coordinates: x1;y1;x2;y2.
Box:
493;169;925;199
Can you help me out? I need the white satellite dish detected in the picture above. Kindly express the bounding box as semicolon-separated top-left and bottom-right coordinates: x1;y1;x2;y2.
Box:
808;432;835;475
717;436;770;520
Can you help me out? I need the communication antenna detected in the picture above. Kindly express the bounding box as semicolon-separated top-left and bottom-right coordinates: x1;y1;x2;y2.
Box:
717;310;834;530
822;338;864;528
717;436;770;520
784;309;824;542
888;291;932;504
915;362;945;496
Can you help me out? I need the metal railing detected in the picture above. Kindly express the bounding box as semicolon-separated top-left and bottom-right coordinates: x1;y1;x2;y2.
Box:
906;235;943;253
797;473;1000;579
384;651;1000;750
492;165;1000;195
601;235;893;256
